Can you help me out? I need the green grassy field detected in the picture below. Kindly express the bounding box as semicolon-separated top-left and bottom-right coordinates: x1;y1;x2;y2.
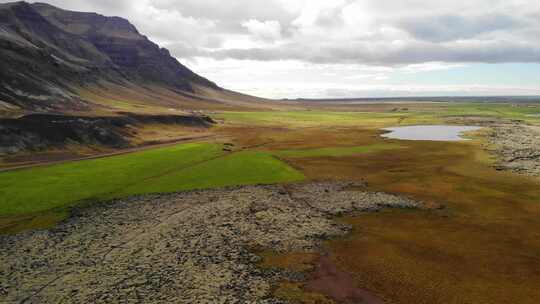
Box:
0;143;303;217
115;151;304;196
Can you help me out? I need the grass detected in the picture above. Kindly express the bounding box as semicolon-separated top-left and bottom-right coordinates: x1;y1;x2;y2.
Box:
115;151;304;196
0;143;303;218
215;111;411;128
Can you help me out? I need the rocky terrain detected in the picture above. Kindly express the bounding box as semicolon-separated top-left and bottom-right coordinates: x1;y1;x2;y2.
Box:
445;115;540;177
0;113;215;156
0;182;420;303
487;124;540;177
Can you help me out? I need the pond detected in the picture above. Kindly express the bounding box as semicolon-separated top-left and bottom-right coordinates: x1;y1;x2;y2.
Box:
381;125;481;141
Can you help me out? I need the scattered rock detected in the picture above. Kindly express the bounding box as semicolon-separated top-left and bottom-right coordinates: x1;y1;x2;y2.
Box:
487;124;540;177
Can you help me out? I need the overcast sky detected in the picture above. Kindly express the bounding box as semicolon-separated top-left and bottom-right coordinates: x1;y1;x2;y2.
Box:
9;0;540;98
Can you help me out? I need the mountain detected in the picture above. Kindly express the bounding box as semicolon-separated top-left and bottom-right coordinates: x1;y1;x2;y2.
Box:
0;1;268;114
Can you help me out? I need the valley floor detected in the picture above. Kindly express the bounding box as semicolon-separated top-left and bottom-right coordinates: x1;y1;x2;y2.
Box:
1;102;540;303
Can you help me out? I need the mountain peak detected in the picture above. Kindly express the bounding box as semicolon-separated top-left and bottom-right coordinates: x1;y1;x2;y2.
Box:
0;1;30;8
0;1;219;112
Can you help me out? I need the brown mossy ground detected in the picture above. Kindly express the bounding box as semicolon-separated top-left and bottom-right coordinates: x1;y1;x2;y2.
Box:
0;210;67;234
247;125;540;304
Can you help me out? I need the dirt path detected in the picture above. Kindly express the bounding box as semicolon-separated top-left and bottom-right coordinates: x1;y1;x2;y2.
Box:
305;256;384;304
0;182;420;303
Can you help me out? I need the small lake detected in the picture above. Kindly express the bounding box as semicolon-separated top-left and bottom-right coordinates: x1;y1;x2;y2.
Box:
381;125;481;141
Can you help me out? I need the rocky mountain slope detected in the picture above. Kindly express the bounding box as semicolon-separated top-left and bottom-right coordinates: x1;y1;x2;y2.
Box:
0;1;254;113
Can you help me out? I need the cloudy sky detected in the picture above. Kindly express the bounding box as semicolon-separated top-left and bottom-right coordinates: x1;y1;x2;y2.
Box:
11;0;540;98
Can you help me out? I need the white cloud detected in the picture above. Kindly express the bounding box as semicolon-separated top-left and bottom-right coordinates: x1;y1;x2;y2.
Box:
400;62;467;73
242;19;282;41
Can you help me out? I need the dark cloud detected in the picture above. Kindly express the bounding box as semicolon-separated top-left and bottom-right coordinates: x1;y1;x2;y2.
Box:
3;0;540;66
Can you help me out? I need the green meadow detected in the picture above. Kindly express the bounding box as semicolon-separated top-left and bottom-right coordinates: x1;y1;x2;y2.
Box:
0;143;303;217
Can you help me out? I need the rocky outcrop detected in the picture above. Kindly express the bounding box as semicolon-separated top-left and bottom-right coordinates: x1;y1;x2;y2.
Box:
0;1;218;112
0;113;215;155
0;182;420;303
488;124;540;177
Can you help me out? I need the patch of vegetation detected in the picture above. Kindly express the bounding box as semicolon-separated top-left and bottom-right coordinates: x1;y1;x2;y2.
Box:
274;143;403;158
273;282;334;304
258;251;319;273
215;111;410;128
